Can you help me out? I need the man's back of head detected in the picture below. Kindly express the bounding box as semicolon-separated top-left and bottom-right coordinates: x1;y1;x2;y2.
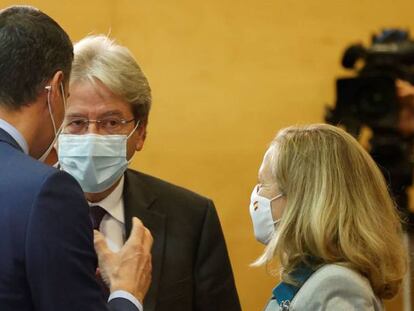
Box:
0;5;73;109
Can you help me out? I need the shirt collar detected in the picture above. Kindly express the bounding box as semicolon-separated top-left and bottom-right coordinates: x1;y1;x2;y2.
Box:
0;118;29;154
88;176;125;224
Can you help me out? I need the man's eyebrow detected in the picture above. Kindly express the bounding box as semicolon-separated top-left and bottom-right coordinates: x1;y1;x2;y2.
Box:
65;110;126;119
97;110;124;118
65;113;87;118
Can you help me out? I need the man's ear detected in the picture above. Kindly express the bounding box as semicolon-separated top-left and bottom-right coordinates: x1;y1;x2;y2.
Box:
135;122;147;151
45;71;65;107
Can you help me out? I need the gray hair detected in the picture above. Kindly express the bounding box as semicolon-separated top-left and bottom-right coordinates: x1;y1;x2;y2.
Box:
71;35;151;122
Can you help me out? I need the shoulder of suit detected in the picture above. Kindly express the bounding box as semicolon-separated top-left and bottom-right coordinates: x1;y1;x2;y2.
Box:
309;264;369;285
0;147;81;206
126;169;212;203
2;146;60;184
292;264;379;308
303;264;373;293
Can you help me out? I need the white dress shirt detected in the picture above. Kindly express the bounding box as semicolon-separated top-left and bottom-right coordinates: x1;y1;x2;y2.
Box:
88;177;143;311
88;176;126;252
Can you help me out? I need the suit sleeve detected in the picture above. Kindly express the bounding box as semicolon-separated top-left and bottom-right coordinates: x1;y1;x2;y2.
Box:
108;297;142;311
25;170;138;311
193;200;241;311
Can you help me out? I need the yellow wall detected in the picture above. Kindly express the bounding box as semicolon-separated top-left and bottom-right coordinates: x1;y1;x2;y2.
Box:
2;1;414;310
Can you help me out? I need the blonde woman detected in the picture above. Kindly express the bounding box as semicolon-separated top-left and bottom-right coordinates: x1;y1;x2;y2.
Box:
249;124;407;310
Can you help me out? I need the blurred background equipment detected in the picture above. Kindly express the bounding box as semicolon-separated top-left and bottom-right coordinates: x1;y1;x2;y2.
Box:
326;29;414;230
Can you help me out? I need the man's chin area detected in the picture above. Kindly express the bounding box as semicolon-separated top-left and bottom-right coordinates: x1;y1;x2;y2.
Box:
85;179;122;203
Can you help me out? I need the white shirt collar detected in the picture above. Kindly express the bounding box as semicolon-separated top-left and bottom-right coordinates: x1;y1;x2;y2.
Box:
88;176;125;224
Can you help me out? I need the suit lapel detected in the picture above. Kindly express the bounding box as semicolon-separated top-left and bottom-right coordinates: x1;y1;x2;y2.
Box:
123;169;166;311
0;127;23;152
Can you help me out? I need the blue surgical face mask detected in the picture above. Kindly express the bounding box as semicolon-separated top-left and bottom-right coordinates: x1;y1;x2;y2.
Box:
57;122;139;193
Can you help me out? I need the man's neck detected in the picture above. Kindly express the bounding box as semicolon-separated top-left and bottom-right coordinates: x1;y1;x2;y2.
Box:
85;178;122;203
0;104;44;157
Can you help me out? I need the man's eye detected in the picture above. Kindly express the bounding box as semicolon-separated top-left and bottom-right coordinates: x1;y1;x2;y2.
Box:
102;119;121;128
69;120;86;127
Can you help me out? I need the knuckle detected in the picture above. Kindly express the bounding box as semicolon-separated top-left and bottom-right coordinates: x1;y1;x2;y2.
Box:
101;251;111;262
135;226;145;239
135;244;144;254
93;235;103;244
134;217;143;226
145;229;154;242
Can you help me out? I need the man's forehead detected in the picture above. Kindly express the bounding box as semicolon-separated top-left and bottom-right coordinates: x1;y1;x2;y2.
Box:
67;85;133;117
65;108;126;118
69;80;130;108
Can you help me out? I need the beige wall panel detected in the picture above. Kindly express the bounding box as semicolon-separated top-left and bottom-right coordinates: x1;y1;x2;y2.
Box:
1;1;413;310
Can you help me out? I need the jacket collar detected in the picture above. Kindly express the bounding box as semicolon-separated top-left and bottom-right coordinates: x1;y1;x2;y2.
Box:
123;169;166;310
272;262;316;306
0;127;23;152
123;170;158;236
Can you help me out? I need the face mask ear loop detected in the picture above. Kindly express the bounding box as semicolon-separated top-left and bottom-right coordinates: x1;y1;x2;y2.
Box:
60;82;67;110
38;83;67;162
270;193;283;201
127;119;141;140
270;193;284;225
273;219;281;225
125;120;142;165
58;82;67;134
46;86;57;135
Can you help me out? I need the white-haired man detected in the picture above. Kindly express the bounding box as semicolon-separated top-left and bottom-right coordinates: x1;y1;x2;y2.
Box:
56;35;241;311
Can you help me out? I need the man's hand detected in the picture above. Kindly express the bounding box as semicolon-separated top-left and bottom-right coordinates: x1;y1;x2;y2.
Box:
396;79;414;136
94;217;153;303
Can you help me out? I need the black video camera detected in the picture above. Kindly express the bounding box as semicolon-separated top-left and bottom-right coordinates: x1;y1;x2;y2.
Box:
327;29;414;134
326;29;414;228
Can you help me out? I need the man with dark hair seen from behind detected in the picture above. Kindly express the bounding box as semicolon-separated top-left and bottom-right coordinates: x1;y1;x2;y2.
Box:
0;6;152;311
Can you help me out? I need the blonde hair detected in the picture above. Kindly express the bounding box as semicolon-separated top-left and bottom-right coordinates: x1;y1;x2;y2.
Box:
71;35;151;122
256;124;407;299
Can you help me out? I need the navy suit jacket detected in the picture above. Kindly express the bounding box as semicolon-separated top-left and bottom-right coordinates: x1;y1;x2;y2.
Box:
0;128;138;311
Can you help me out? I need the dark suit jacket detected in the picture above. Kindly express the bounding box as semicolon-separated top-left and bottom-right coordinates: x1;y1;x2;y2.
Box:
122;169;241;311
0;128;138;311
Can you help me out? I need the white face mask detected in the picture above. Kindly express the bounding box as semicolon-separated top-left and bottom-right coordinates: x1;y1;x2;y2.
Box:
38;83;66;162
249;184;283;245
57;121;139;193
